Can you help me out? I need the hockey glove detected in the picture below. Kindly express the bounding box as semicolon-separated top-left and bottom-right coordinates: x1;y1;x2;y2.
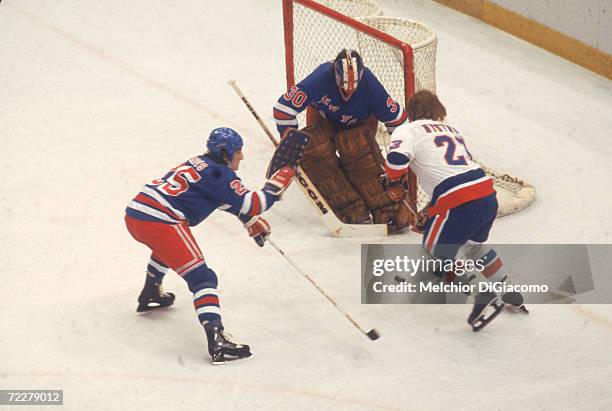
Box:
381;173;408;202
263;166;295;198
244;216;271;247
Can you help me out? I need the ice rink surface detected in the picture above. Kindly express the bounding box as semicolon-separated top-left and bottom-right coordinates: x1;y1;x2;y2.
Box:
1;0;612;409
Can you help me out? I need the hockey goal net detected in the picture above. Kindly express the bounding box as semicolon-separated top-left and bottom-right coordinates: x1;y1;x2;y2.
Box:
282;0;535;218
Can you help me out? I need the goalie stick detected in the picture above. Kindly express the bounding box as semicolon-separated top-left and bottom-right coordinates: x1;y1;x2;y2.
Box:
228;79;388;237
268;238;380;341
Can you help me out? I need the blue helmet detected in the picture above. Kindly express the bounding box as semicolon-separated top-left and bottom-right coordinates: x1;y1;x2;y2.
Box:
207;127;243;159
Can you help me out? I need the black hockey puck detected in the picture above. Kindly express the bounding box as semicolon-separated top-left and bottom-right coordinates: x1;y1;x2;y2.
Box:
366;329;380;341
394;275;406;283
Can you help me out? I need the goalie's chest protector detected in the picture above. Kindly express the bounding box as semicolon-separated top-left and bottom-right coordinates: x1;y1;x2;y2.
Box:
308;67;385;128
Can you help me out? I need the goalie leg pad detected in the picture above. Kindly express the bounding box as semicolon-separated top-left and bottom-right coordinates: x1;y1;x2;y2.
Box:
336;119;392;209
342;155;391;209
335;118;413;231
371;202;412;233
300;121;369;224
299;118;337;170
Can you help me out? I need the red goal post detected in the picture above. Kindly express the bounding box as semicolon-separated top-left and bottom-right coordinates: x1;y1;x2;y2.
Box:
282;0;438;214
282;0;535;220
283;0;416;101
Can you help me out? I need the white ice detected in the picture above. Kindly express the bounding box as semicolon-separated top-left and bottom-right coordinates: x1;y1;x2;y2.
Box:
1;0;611;410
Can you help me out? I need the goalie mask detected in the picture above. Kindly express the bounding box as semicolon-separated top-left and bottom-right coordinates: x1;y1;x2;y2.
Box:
333;49;364;100
207;127;243;161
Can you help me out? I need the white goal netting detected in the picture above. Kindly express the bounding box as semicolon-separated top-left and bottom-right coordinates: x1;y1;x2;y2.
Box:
284;0;535;217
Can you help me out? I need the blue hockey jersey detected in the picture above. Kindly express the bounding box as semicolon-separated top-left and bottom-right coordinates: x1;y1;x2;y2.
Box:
273;62;407;136
126;155;277;226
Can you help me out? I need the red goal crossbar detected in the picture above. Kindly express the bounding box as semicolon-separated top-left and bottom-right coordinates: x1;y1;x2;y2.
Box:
282;0;415;104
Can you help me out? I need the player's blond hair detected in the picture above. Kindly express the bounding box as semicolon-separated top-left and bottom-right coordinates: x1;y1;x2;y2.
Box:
407;90;447;122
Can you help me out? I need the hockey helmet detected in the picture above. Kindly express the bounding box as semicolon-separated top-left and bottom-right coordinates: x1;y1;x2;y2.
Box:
207;127;244;159
333;49;364;100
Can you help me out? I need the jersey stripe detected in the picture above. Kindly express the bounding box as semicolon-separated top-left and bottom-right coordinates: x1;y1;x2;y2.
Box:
134;193;184;221
251;191;261;215
274;118;299;126
428;177;495;217
141;186;187;220
127;201;181;223
424;210;449;255
239;191;269;216
385;109;408;127
385;110;408;133
273;108;295;120
240;192;253;215
274;101;298;116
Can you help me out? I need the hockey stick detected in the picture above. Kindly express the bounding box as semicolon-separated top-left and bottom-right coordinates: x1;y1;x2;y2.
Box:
228;79;279;147
402;198;419;219
228;79;387;237
267;238;380;341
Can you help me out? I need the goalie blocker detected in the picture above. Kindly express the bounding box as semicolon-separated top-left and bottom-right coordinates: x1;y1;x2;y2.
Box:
298;115;412;232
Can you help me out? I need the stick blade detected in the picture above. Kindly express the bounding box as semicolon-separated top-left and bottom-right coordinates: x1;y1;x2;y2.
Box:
366;329;380;341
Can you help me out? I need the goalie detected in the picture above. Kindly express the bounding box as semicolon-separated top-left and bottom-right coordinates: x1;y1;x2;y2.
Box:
273;49;411;231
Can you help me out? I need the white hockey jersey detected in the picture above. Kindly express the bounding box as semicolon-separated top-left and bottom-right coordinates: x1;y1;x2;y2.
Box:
386;119;495;216
387;119;482;196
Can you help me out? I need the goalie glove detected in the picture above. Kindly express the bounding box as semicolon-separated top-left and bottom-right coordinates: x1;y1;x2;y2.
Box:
244;216;271;247
266;129;310;178
263;166;295;198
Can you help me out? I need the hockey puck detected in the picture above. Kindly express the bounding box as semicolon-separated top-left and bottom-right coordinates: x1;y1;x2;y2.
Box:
394;275;406;283
366;329;380;341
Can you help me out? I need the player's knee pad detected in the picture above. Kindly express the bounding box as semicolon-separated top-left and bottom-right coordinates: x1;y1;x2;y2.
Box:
182;264;218;293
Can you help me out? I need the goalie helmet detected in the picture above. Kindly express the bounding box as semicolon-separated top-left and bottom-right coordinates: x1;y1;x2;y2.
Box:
333;49;364;100
207;127;243;160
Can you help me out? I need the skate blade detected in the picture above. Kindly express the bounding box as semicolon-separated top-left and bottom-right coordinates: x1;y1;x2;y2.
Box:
136;302;174;313
212;352;253;365
136;293;175;313
505;304;529;314
470;301;504;332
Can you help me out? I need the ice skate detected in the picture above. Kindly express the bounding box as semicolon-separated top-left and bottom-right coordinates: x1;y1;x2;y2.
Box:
204;322;252;365
136;275;176;312
501;291;529;314
467;291;504;332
